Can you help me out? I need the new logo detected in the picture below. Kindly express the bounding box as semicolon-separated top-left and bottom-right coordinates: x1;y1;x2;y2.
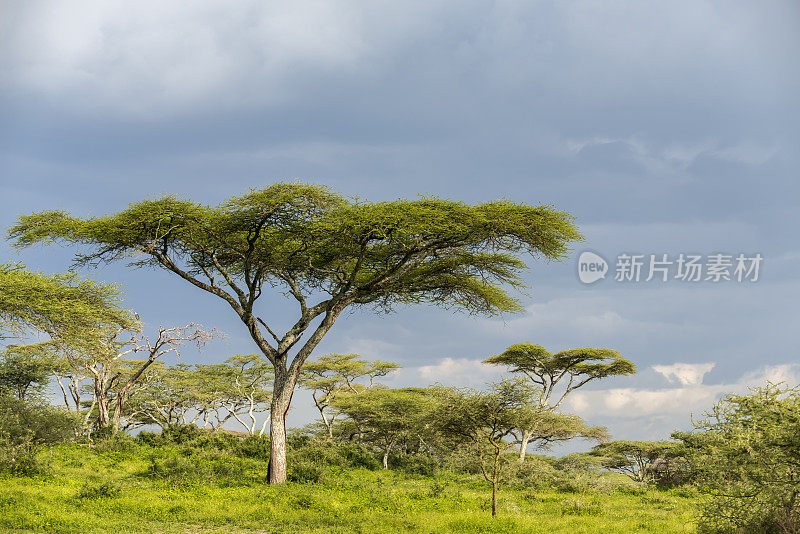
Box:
577;251;608;284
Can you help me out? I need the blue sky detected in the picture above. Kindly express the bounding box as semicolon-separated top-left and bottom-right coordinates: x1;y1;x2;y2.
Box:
1;1;798;448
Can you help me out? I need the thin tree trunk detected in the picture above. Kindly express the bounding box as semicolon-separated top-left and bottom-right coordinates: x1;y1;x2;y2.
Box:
492;480;498;517
518;429;532;463
383;437;396;470
492;448;501;517
55;375;71;410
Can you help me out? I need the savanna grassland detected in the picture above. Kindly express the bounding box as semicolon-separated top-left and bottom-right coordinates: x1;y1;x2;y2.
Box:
0;441;699;534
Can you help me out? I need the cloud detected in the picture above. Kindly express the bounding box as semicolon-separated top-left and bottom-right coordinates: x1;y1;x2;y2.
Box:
417;357;505;387
3;0;797;125
1;1;370;114
653;362;715;386
566;363;800;421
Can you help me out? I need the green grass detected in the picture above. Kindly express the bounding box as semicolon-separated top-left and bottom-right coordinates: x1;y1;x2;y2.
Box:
0;444;699;533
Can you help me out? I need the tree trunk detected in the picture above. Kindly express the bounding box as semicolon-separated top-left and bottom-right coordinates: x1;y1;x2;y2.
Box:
95;383;110;428
268;369;295;484
518;430;532;463
492;448;501;517
492;480;498;517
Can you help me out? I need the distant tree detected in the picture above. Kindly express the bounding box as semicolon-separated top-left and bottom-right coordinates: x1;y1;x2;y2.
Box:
484;344;634;462
10;183;582;482
590;440;680;483
126;357;272;434
674;384;800;532
434;380;533;517
334;388;434;469
0;395;78;473
220;354;273;435
300;353;399;439
0;342;60;400
61;323;215;434
125;362;201;430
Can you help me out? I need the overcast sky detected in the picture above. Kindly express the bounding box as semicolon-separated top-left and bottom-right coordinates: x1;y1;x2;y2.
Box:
1;1;798;449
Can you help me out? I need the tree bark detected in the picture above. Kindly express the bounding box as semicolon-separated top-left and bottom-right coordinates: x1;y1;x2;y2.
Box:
518;430;532;463
492;480;498;517
267;368;295;484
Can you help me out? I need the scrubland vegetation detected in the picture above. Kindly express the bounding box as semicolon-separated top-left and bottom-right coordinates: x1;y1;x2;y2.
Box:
0;430;701;534
2;185;797;533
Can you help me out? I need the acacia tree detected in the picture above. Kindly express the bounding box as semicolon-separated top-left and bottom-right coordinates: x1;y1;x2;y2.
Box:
300;353;399;439
334;387;434;469
484;344;635;462
9;183;582;483
61;323;214;433
435;380;606;517
590;440;680;483
220;354;273;435
675;385;800;532
0;262;132;343
126;358;272;433
435;381;534;517
0;342;60;400
125;362;202;429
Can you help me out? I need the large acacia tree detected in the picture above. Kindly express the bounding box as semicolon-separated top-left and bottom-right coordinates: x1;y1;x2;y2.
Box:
9;183;582;483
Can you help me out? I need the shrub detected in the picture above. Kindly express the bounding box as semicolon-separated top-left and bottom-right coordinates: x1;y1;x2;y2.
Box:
235;435;271;459
92;432;136;453
390;453;439;476
504;456;559;488
288;460;325;483
75;480;122;499
677;385;800;533
144;448;264;487
0;395;77;475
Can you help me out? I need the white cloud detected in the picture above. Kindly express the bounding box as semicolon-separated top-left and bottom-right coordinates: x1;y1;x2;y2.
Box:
1;1;370;114
653;362;715;386
417;357;504;387
566;363;800;421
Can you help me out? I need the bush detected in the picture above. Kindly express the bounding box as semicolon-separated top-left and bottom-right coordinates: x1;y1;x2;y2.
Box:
0;395;77;475
235;435;271;459
390;453;439;476
145;447;265;487
288;460;325;483
75;479;122;499
504;456;560;488
677;385;800;533
92;432;136;453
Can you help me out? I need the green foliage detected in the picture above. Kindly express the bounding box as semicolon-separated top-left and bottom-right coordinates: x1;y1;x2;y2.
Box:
0;342;60;400
0;262;134;343
9;185;582;319
675;384;800;533
484;343;636;409
301;352;400;437
75;479;123;499
591;440;682;484
333;387;437;467
0;441;700;533
0;394;78;475
9;183;583;482
145;447;265;487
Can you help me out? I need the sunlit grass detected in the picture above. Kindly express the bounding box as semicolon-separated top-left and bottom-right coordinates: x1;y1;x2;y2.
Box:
0;444;699;533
